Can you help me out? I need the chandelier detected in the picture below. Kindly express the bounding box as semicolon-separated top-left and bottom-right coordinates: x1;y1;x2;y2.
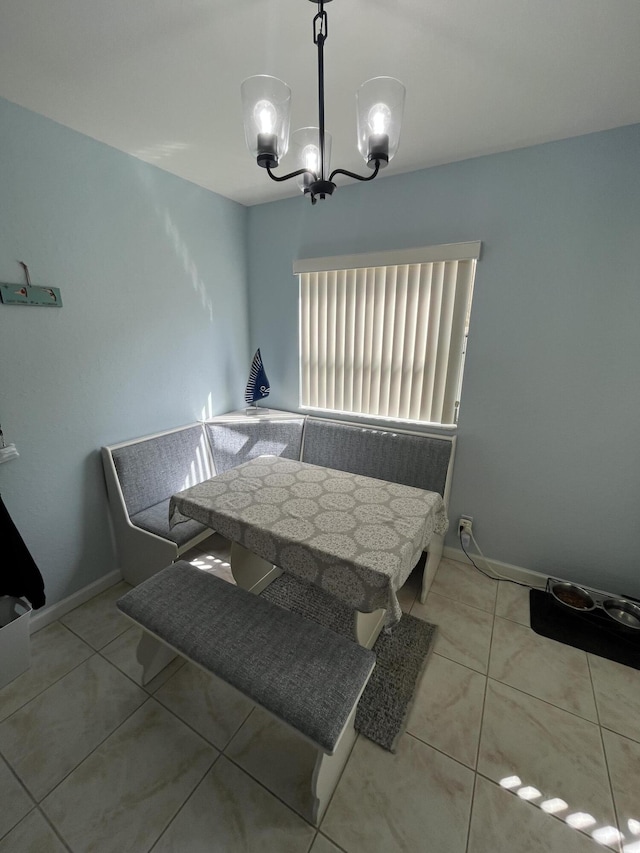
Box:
241;0;405;204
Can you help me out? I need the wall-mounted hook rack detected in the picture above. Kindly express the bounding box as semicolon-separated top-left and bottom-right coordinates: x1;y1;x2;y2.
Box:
0;261;62;307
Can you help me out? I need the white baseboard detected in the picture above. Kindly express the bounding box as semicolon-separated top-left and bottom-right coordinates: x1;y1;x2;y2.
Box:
28;548;544;635
30;570;123;634
443;545;548;590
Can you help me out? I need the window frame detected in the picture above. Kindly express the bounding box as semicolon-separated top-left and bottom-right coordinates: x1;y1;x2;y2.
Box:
294;241;481;429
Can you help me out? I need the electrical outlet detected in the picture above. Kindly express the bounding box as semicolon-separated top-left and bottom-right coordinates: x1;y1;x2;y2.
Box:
458;515;473;535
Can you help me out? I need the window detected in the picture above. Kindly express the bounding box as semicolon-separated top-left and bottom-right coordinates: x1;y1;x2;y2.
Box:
294;241;480;427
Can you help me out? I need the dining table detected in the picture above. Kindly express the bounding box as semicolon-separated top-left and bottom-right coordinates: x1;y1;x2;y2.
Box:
169;455;448;648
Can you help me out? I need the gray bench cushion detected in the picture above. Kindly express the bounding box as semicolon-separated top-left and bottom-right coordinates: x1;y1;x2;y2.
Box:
204;418;304;475
111;425;208;517
301;418;452;496
117;561;375;753
130;499;209;546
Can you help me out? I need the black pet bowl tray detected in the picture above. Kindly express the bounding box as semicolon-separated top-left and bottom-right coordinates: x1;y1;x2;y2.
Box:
530;581;640;670
547;579;640;629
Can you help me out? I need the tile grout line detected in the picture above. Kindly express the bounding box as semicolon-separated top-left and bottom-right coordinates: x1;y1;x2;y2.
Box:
145;751;222;853
37;805;74;853
587;654;625;853
36;693;154;806
463;593;499;852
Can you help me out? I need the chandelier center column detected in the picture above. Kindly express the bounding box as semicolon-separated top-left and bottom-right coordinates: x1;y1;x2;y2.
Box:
313;1;328;182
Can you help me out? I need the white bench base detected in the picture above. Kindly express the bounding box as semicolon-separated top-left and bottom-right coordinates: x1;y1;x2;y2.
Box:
130;618;362;825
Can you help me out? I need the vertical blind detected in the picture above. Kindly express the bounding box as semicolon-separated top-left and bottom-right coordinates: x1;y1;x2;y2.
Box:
295;242;480;426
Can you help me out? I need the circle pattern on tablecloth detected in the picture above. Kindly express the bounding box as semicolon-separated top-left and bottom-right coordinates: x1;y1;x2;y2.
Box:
315;511;357;533
323;477;357;493
353;487;390;504
282;498;320;518
309;533;358;558
271;517;315;542
240;504;282;526
253;486;290;504
390;496;434;516
354;524;400;550
290;481;324;499
264;472;297;488
318;491;356;511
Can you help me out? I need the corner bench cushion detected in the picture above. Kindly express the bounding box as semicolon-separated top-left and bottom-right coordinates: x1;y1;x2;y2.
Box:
302;418;452;496
204;417;305;475
130;499;209;546
117;561;375;753
111;425;209;517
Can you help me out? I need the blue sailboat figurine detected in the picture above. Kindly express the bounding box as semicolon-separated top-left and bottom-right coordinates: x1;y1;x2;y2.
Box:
244;349;270;412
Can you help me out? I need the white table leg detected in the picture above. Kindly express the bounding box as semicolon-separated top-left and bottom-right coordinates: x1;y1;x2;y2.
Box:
420;532;444;603
354;607;387;649
230;542;283;594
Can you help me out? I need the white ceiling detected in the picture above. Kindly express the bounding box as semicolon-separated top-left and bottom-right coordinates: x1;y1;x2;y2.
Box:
1;0;639;207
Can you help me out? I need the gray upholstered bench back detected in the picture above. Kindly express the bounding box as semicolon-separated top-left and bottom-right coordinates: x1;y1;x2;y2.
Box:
204;417;305;475
117;561;375;753
110;424;212;517
301;417;453;496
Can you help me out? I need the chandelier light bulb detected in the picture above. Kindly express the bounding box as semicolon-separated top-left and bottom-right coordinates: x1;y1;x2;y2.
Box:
255;100;277;134
368;103;391;135
302;145;320;173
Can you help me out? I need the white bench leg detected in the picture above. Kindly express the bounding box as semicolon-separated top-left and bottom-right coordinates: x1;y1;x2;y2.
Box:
136;632;177;685
311;705;359;825
230;542;283;593
420;532;444;603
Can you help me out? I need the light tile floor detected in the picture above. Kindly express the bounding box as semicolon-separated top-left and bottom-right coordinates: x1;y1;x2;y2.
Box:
1;537;639;852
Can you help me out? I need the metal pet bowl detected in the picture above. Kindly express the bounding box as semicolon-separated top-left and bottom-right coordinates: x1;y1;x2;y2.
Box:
550;581;596;611
602;598;640;630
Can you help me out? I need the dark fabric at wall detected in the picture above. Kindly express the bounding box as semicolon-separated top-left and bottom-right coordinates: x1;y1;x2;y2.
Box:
0;494;46;609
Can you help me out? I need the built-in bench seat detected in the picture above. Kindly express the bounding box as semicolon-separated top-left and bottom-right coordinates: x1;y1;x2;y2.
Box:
203;414;305;474
117;560;375;824
301;417;455;602
102;424;215;586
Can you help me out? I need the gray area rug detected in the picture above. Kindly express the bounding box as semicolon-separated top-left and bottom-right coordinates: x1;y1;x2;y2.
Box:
260;573;438;752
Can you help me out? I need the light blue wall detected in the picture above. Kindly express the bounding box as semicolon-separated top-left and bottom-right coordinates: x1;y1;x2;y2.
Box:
0;98;250;607
247;124;640;597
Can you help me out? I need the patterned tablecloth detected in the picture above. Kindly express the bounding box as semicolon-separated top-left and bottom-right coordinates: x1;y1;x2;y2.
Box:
169;455;448;627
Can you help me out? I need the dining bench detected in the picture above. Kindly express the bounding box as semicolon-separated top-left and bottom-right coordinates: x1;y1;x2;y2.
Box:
117;560;375;825
102;424;216;586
